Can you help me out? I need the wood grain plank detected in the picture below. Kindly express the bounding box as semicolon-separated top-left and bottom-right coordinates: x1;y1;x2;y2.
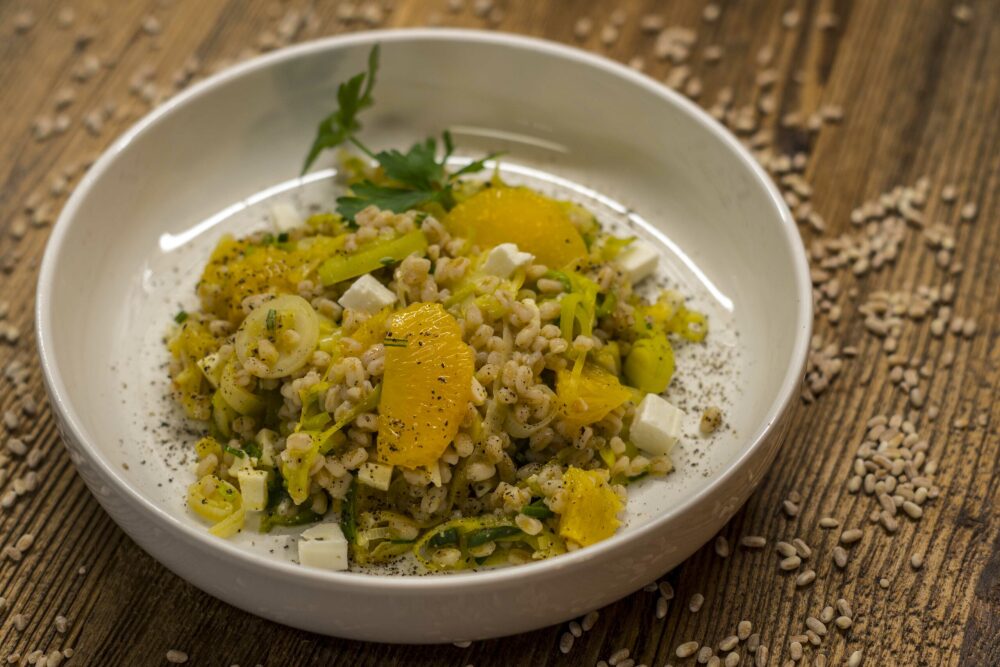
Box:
0;0;996;665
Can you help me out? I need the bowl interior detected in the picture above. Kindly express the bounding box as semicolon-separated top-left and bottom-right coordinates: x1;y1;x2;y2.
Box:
40;31;807;575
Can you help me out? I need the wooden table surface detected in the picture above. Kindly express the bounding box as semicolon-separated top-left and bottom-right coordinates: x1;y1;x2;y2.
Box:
1;1;997;665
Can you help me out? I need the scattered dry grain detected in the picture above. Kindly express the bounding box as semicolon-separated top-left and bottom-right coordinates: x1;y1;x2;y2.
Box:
166;650;189;664
676;642;700;658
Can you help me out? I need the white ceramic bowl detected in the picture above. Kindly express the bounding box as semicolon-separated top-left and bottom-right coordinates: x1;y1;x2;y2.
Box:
36;29;810;642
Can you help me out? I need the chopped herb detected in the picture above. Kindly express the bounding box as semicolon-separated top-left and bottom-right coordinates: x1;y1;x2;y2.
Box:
265;308;277;332
173;310;188;324
277;232;289;243
383;337;408;348
379;256;395;265
242;440;262;459
224;444;246;458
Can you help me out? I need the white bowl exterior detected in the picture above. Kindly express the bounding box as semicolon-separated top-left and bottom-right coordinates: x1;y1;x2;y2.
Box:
37;30;810;642
47;387;796;641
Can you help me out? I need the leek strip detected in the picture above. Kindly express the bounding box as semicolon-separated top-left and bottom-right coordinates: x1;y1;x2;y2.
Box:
219;360;264;415
466;525;521;547
318;229;428;285
521;499;554;519
317;384;381;455
340;477;358;543
559;293;581;341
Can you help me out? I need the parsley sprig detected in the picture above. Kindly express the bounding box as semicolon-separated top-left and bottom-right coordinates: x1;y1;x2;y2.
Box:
302;45;381;172
301;45;499;220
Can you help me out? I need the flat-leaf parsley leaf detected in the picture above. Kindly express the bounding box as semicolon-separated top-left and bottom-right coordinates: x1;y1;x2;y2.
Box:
301;45;380;174
302;45;500;221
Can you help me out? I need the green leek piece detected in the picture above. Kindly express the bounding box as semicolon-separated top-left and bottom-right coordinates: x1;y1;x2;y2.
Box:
318;230;428;285
522;499;554;520
466;525;522;547
281;437;319;505
317;384;382;455
341;478;358;543
624;334;675;394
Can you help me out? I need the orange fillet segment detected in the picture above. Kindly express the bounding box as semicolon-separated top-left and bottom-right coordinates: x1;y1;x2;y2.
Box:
377;303;474;469
446;186;587;268
558;468;623;547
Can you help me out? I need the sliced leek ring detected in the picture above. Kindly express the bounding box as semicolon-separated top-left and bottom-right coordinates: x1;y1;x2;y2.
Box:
235;294;319;379
219;359;264;415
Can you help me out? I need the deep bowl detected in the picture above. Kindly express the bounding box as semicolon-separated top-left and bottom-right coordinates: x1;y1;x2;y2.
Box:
36;29;810;642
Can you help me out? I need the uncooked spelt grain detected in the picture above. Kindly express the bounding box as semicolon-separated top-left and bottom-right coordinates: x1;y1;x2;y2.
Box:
676;642;700;658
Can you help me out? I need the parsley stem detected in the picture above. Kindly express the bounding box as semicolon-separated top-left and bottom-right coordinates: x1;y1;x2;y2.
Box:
349;137;376;159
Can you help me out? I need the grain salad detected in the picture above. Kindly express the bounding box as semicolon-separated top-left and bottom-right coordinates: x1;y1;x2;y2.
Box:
165;46;708;572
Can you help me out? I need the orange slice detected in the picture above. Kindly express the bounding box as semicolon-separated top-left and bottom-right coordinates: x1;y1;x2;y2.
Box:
558;468;623;546
199;234;345;321
445;186;587;268
377;303;474;469
555;363;632;432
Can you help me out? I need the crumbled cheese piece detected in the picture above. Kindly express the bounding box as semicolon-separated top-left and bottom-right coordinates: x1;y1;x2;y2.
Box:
270;202;302;232
630;393;684;456
337;274;397;314
237;469;268;512
482;243;534;278
615;239;659;283
298;523;349;571
227;448;255;478
301;523;345;541
358;462;393;491
195;352;222;388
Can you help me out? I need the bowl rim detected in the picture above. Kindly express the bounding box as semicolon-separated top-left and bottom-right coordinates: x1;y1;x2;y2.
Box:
36;27;811;592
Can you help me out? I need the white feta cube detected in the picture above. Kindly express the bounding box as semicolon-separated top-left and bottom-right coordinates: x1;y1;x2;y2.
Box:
615;239;659;283
196;352;223;388
242;509;264;533
358;462;394;491
482;243;535;278
301;523;346;541
337;274;397;314
298;523;349;571
227;449;255;478
630;393;684;457
270;202;302;232
237;468;268;512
